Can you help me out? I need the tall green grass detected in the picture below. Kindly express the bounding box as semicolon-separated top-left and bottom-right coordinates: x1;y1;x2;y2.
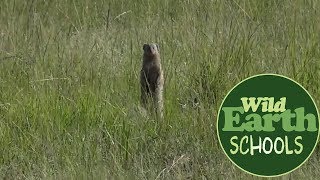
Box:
1;0;320;179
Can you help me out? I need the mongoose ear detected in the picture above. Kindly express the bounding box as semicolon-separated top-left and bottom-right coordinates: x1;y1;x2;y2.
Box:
143;44;148;51
156;44;160;52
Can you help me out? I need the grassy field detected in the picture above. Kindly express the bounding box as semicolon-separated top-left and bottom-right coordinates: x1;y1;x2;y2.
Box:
1;0;320;179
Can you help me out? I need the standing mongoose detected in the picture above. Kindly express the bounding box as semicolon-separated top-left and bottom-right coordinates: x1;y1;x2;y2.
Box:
140;43;164;118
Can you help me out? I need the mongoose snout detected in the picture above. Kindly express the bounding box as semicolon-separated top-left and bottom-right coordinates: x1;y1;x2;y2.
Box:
143;44;158;56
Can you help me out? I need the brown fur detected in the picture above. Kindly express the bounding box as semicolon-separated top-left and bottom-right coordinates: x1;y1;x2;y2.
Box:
140;43;164;118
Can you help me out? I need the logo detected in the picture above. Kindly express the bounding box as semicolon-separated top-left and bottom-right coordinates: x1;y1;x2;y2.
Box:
217;74;319;177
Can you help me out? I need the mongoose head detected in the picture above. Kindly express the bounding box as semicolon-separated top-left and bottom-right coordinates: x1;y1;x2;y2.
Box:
143;43;159;57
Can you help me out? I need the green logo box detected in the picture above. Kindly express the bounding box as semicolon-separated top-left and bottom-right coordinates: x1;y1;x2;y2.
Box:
217;74;319;177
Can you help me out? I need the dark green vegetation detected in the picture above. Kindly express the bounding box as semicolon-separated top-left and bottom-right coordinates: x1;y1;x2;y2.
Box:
1;0;320;179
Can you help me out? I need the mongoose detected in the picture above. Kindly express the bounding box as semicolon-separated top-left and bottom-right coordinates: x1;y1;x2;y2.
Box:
140;43;164;118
